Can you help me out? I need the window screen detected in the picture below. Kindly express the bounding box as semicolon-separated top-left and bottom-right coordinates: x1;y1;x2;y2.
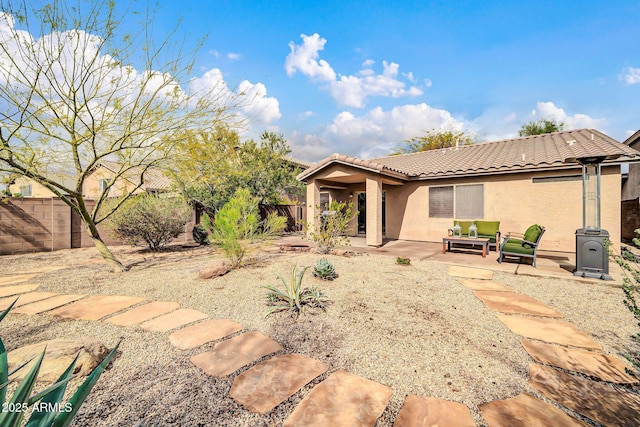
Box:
20;184;32;197
455;184;483;218
429;186;453;217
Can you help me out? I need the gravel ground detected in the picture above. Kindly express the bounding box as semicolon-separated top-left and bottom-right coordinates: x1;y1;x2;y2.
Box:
1;241;638;426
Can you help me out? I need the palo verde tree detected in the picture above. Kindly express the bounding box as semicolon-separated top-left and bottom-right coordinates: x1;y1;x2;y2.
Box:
0;1;245;271
392;129;475;155
518;119;565;136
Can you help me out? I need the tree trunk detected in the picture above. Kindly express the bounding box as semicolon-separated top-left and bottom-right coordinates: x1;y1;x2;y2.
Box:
77;201;128;272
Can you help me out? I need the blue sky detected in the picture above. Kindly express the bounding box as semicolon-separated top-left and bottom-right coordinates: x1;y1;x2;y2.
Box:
19;1;640;161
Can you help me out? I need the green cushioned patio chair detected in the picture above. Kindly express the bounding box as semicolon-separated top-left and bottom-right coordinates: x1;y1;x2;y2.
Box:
498;224;545;267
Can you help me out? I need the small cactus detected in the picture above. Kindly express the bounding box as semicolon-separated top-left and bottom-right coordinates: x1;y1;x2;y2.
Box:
313;258;337;280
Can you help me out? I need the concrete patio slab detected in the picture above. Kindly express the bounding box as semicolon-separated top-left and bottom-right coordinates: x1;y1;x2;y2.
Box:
479;392;588;427
140;308;208;332
522;340;638;385
496;314;602;350
230;354;329;414
447;265;494;279
105;301;180;326
169;319;243;350
0;292;57;310
190;331;282;377
456;278;514;292
0;274;36;286
474;291;564;318
529;363;640;427
284;370;392;427
49;295;146;320
13;294;85;315
393;395;475;427
0;284;39;298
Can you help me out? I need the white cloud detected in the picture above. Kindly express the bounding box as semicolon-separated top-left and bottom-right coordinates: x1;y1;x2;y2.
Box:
285;33;423;108
531;101;607;129
620;67;640;85
227;52;242;60
298;111;314;119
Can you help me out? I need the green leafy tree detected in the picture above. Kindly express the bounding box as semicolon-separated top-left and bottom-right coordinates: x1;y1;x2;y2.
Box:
105;195;192;252
0;0;243;271
392;129;475;155
202;188;286;268
518;119;565;136
171;128;304;216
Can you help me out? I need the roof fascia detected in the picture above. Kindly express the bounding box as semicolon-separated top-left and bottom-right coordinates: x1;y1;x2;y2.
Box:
298;159;407;182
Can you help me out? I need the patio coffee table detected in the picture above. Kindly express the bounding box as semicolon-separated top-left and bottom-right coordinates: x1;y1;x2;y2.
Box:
442;236;490;258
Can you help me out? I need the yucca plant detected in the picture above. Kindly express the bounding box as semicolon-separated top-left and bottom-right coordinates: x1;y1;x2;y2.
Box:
264;266;328;317
312;258;337;281
0;299;120;427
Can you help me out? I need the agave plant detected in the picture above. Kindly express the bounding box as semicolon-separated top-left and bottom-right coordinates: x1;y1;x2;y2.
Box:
264;265;328;317
312;258;337;281
0;299;120;427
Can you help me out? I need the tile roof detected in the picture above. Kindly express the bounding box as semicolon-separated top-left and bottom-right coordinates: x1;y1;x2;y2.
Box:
298;129;640;181
97;160;172;191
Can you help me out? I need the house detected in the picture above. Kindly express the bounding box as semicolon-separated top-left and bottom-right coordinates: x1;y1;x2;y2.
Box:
298;129;640;252
621;129;640;241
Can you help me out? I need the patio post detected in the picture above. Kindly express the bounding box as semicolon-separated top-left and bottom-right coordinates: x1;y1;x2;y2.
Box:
366;176;383;246
306;178;321;239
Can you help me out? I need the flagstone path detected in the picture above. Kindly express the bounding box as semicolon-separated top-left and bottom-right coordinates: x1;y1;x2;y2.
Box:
1;263;639;426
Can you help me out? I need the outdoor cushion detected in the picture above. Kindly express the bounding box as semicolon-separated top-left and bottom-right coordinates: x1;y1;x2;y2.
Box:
523;224;543;248
476;221;500;236
502;241;535;255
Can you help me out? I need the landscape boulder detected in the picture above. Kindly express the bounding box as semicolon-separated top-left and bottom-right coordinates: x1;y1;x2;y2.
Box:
8;337;109;382
198;260;231;279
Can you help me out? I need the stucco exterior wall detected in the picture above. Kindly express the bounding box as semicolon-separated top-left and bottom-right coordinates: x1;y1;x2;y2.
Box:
9;177;57;198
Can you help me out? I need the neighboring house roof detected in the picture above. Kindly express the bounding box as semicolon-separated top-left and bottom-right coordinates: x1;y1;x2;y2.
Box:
624;129;640;148
298;129;640;182
284;156;312;170
97;160;172;191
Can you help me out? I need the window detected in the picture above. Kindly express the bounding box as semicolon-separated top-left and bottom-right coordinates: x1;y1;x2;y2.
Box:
429;184;483;218
20;184;32;197
99;179;110;193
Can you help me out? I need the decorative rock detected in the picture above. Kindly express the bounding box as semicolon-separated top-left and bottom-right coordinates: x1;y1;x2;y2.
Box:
7;337;109;382
0;284;39;298
105;301;180;326
284;370;392;427
230;354;329;414
0;292;57;310
393;395;475;427
190;331;282;377
49;295;146;321
0;274;36;286
479;392;588;427
198;260;231;279
474;291;564;318
279;244;311;252
169;319;243;350
456;278;514;292
529;363;640;427
522;339;638;384
140;309;208;332
13;294;85;315
496;314;602;350
447;266;494;280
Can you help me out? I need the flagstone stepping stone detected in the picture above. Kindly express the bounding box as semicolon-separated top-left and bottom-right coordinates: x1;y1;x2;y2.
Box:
393;395;475;427
105;301;180;326
230;354;329;414
474;291;563;318
0;284;39;298
456;278;514;292
49;295;146;321
169;319;243;350
284;370;392;427
13;294;85;315
447;265;494;280
479;392;588;427
140;308;208;332
190;331;282;377
522;339;638;384
0;274;36;286
0;292;58;310
496;314;602;351
529;363;640;427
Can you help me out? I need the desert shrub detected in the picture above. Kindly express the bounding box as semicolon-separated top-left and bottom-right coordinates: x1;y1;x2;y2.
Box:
202;188;286;268
312;258;337;280
396;257;411;265
105;194;192;251
264;265;327;317
305;200;357;254
0;300;120;426
192;224;209;245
